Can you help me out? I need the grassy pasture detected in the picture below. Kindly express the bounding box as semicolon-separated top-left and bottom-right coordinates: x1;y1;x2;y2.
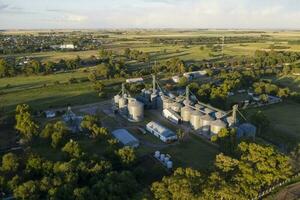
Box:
245;101;300;149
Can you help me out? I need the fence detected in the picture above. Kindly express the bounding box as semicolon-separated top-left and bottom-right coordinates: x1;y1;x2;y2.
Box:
251;171;300;200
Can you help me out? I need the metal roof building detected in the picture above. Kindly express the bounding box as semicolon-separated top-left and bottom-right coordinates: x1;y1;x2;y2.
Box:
112;129;140;148
146;121;177;143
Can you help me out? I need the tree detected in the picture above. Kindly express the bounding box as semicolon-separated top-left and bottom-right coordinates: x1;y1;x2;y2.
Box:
176;129;185;142
250;110;270;135
14;180;40;200
88;72;97;82
1;153;19;173
151;168;203;200
91;125;109;139
15;104;39;142
290;144;300;169
80;115;101;132
0;58;10;77
116;147;136;165
62;140;83;158
50;121;69;148
234;142;292;198
40;123;54;138
178;77;188;87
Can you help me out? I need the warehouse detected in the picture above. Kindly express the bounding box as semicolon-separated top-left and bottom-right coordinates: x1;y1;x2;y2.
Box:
112;129;140;148
146;121;177;143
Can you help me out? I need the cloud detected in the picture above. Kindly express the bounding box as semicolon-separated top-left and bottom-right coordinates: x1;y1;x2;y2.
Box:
0;1;8;10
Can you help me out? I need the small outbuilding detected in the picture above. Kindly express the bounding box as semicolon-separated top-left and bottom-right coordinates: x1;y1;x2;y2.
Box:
112;129;140;148
146;121;177;143
126;77;144;84
237;123;256;138
45;111;56;118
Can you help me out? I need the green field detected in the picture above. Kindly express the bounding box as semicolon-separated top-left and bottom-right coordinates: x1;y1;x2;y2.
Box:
245;101;300;149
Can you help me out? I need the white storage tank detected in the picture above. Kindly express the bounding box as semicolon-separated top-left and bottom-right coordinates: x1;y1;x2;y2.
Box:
114;95;121;105
160;154;165;162
190;110;203;130
183;99;191;106
215;111;224;119
204;108;214;114
118;97;127;109
163;99;173;110
211;119;227;135
200;114;214;134
171;102;182;113
154;151;160;159
167;161;173;169
181;106;192;122
164;157;170;163
194;104;204;110
128;100;144;122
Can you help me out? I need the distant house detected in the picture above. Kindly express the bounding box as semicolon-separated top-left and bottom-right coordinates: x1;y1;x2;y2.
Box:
146;121;177;143
126;77;144;84
45;111;56;118
172;76;180;83
112;129;139;148
183;70;207;80
51;44;76;50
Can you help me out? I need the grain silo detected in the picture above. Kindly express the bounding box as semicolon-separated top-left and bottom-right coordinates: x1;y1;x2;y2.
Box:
114;94;120;105
204;107;214;114
181;106;192;122
211;119;227;135
215;111;224;119
190;110;203;130
163;98;173;110
171;102;182;113
194;104;204;111
128;99;144;122
200;114;214;134
118;97;127;109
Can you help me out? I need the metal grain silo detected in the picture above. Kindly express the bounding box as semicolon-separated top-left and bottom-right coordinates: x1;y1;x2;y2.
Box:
163;98;173;110
215;111;224;119
226;116;235;127
183;99;191;106
211;119;227;135
181;106;192;122
190;110;203;130
171;102;182;113
114;94;120;104
194;104;204;110
118;97;127;109
200;114;214;134
204;107;214;114
128;100;144;122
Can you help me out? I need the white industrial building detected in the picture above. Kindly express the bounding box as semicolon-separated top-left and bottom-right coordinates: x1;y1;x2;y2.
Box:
146;121;177;143
162;108;181;124
126;77;144;84
183;70;207;80
112;129;139;148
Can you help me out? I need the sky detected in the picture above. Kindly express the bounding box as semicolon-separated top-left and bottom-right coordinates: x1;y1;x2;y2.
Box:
0;0;300;29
